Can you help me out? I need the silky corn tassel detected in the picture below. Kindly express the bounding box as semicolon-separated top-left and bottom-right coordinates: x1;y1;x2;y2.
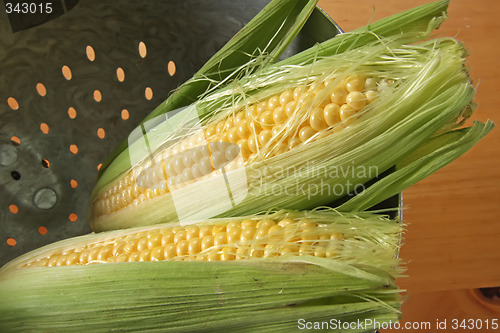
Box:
22;218;343;268
92;75;390;218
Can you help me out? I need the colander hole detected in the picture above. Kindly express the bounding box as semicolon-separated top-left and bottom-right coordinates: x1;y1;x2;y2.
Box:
138;41;147;58
62;65;72;80
116;67;125;82
168;61;176;76
7;97;19;110
70;179;78;188
10;136;21;145
11;171;21;180
93;90;102;102
40;123;49;134
6;238;17;246
41;159;50;168
36;83;47;96
68;107;77;119
97;128;105;139
69;213;78;222
69;144;78;154
145;87;153;100
121;109;129;120
38;226;48;235
8;204;18;214
86;45;95;61
97;163;102;170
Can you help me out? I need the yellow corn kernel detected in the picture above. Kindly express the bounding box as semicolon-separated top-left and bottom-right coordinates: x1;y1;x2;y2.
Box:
344;75;365;93
201;235;215;251
136;238;148;252
150;246;164;261
128;253;140;262
147;234;162;249
198;225;212;238
241;223;257;241
188;238;201;256
227;227;241;244
249;245;264;258
164;244;176;259
235;246;249;260
65;253;80;266
173;230;187;243
175;240;189;258
267;225;284;240
97;245;113;262
116;254;129;262
207;249;220;262
221;247;236;261
139;249;151;262
186;226;199;241
214;232;228;247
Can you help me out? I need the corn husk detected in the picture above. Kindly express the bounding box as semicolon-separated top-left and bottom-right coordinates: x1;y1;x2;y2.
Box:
0;260;402;333
90;35;482;231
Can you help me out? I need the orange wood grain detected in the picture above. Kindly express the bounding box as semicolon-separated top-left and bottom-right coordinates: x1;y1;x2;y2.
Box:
318;0;500;328
388;289;500;332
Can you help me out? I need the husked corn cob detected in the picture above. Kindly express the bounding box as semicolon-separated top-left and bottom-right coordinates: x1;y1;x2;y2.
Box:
92;75;390;218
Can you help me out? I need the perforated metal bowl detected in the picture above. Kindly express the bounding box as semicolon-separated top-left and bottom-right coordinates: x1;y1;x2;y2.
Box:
0;0;343;266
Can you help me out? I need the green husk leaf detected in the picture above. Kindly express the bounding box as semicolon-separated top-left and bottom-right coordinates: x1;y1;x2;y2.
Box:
97;0;329;179
0;259;401;332
336;120;495;212
279;0;450;67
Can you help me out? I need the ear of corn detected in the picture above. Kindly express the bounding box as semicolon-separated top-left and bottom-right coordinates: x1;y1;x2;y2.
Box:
0;210;402;332
95;0;450;189
90;35;482;232
98;0;333;179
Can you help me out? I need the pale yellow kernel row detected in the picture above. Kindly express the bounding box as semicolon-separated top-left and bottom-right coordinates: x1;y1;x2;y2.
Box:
23;218;344;268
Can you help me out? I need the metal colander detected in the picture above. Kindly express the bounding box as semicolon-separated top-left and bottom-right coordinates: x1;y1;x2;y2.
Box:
0;0;342;266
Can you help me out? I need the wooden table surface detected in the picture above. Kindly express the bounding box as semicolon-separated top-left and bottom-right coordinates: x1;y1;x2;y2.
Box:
317;0;500;330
